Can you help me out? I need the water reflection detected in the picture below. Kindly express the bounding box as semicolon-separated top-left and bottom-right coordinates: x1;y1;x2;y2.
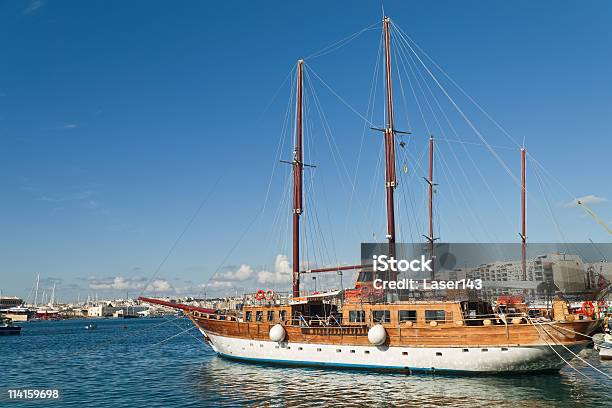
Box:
190;351;610;407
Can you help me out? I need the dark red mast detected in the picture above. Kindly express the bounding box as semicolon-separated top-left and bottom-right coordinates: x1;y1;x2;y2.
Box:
383;16;397;250
427;136;436;280
521;147;527;280
292;60;304;298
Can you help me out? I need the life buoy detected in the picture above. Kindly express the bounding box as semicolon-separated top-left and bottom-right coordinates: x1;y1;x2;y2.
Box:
265;289;275;300
255;290;265;301
581;301;595;317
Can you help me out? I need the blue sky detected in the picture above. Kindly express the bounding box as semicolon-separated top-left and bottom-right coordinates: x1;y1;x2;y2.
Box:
1;1;611;301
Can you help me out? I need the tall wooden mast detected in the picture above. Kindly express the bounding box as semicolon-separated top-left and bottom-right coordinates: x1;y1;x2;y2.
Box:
383;16;397;250
520;147;527;280
292;60;304;298
425;136;436;280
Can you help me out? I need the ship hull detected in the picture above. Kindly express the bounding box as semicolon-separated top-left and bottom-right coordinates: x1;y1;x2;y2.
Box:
200;329;585;374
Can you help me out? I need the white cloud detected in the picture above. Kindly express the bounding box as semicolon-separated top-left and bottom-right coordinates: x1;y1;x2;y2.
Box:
64;123;78;129
257;254;292;284
217;264;253;281
564;194;608;208
87;276;173;293
200;280;233;289
146;279;173;292
89;276;144;290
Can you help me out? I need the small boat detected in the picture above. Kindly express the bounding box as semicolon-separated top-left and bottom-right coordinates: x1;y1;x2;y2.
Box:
600;332;612;360
85;323;97;330
0;317;22;335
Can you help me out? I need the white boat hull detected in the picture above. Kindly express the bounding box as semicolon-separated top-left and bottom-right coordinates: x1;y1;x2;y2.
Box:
600;343;612;360
200;329;585;373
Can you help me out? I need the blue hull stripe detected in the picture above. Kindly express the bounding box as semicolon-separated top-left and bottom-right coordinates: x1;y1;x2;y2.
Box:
217;352;458;373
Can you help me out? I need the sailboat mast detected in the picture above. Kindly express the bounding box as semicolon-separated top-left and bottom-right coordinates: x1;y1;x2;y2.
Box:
34;273;40;307
292;59;304;298
521;147;527;280
428;136;435;279
383;16;397;249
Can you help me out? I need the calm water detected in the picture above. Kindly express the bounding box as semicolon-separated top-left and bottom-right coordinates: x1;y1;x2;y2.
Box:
3;318;611;407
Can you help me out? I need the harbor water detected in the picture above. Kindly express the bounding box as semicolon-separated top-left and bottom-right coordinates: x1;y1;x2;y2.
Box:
3;318;611;407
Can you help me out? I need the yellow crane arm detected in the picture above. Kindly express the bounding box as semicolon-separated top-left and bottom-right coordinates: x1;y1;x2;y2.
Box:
577;200;612;234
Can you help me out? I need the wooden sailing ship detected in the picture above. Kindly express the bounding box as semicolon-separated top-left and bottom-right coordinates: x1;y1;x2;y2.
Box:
142;16;603;373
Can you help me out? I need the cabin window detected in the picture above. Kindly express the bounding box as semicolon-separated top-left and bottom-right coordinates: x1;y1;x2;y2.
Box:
279;310;287;322
425;310;446;322
349;310;365;323
398;310;417;322
372;310;391;323
256;311;263;322
267;311;275;322
357;272;373;282
245;311;252;322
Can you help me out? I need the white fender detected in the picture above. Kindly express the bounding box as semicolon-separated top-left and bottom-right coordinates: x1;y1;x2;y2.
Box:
269;323;286;342
367;324;387;346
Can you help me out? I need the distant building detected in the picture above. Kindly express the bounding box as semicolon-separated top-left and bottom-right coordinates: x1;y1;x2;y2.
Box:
0;296;23;309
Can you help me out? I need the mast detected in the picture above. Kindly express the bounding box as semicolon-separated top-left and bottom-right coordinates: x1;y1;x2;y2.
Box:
34;273;40;307
292;59;304;298
383;16;397;251
424;136;437;280
521;147;527;280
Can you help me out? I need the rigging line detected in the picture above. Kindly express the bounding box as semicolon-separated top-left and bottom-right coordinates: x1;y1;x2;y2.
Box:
394;30;514;236
532;162;569;243
304;67;369;221
401;142;430;242
139;173;224;298
526;151;576;201
390;30;413;134
149;325;198;349
435;143;490;242
393;25;521;188
259;64;297;120
392;29;431;136
263;66;296;214
394;29;447;140
304;21;381;60
60;316;184;360
365;142;386;239
306;64;376;127
344;27;383;240
540;324;612;379
393;23;523;150
432;137;516;151
167;317;209;346
304;86;333;267
525;317;591;380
